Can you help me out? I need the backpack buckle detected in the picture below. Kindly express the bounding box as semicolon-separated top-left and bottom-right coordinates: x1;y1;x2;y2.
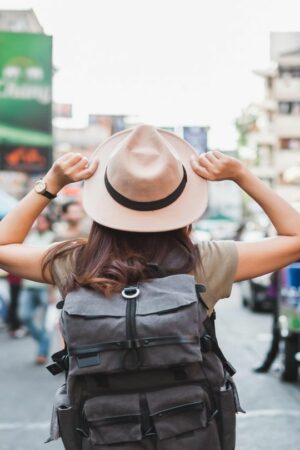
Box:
133;339;142;349
46;362;64;376
122;286;140;299
126;339;142;349
201;334;214;352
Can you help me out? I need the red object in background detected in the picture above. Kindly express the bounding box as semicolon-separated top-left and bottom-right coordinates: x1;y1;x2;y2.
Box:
7;273;22;284
5;146;46;166
61;184;82;199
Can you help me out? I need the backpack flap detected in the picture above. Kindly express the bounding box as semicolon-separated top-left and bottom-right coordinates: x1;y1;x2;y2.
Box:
146;384;208;440
62;274;203;376
83;393;142;445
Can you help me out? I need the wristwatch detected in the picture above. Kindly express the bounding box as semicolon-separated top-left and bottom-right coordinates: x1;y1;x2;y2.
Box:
34;178;57;200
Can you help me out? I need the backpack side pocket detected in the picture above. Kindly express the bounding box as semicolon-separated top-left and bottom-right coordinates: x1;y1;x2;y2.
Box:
46;383;82;450
57;405;82;450
215;381;237;450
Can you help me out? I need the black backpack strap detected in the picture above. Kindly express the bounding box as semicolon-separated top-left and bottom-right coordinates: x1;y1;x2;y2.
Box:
47;299;68;375
201;314;236;377
145;263;169;278
46;343;69;376
204;310;217;338
195;283;208;311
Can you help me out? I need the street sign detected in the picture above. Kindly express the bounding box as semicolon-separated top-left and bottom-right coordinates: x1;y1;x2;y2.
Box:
0;31;53;173
0;144;52;173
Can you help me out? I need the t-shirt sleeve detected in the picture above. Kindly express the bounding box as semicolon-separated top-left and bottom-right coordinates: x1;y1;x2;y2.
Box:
195;240;238;309
51;252;75;297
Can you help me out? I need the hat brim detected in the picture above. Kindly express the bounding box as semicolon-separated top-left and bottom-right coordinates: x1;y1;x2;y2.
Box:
82;128;208;232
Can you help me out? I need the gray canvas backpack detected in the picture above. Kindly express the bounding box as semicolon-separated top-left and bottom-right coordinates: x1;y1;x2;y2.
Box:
46;270;244;450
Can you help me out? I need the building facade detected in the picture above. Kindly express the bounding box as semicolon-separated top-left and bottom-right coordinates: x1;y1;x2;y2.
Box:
248;32;300;203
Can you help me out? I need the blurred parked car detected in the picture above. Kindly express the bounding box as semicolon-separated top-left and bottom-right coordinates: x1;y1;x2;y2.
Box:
240;274;274;312
239;223;274;312
194;214;241;241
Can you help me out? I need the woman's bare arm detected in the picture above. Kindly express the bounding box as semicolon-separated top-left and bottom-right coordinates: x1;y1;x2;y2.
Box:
0;153;98;283
232;168;300;280
191;151;300;281
0;243;58;283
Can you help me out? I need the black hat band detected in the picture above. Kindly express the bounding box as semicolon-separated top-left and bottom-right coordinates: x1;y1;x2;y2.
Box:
104;166;187;212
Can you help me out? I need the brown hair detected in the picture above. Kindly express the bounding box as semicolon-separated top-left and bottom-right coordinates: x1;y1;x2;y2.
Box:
42;222;199;297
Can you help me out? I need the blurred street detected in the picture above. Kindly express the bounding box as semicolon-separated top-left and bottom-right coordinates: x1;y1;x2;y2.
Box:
1;3;300;450
0;284;299;450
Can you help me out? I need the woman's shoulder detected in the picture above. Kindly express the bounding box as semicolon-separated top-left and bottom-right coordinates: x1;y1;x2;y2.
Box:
197;239;238;261
195;239;238;309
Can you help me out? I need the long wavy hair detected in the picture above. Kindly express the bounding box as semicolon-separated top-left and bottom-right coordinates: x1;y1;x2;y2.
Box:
42;222;199;297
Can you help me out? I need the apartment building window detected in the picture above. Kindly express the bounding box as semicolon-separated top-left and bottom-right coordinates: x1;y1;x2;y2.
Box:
280;138;300;150
279;101;300;115
279;67;300;78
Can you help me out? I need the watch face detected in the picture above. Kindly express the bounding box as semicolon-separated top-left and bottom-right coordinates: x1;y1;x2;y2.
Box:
35;180;46;194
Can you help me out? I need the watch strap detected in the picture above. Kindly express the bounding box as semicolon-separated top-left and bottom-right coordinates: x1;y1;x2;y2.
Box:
41;190;57;200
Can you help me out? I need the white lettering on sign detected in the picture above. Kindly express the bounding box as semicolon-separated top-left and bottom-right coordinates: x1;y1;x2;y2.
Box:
0;80;51;104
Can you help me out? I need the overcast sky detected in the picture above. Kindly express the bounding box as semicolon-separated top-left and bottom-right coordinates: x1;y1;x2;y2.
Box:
1;0;300;148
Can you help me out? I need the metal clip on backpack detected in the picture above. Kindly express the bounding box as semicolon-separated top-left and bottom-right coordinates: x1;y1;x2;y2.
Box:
46;272;244;450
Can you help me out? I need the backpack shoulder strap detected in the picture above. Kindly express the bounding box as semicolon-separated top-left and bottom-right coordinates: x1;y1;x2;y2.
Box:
201;312;236;377
145;263;169;278
46;304;69;376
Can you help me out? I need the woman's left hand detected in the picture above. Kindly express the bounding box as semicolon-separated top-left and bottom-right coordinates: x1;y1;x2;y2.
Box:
190;150;245;183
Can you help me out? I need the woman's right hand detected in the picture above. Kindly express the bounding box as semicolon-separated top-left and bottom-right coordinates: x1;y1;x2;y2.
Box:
0;152;98;282
44;152;99;193
190;150;245;183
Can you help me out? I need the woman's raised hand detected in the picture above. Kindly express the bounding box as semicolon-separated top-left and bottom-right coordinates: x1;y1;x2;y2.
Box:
45;152;99;192
190;150;245;183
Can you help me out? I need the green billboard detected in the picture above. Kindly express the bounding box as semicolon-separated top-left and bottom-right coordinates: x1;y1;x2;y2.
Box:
0;32;52;173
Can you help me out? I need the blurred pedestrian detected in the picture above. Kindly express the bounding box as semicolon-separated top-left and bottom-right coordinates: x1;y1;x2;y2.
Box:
54;200;89;241
2;125;300;448
51;200;89;347
253;272;280;373
18;214;55;365
234;220;246;241
6;273;26;338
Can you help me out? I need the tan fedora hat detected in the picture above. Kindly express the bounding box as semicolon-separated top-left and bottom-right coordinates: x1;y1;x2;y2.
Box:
82;124;207;232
